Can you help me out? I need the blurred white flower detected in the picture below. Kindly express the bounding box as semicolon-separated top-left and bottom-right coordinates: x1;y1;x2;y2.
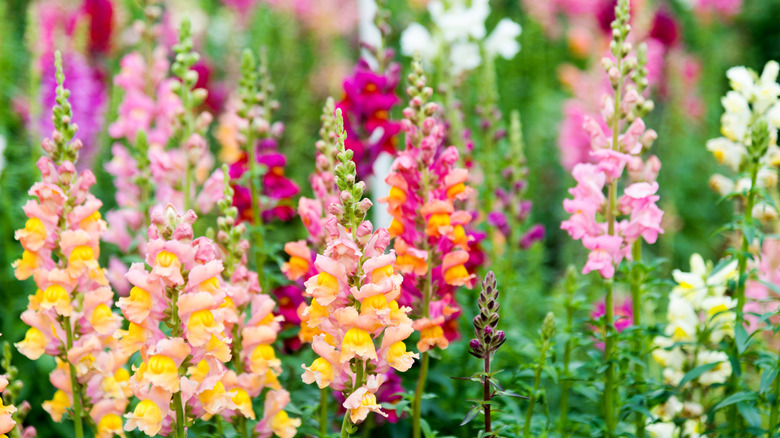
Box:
400;23;438;61
484;18;522;60
726;65;755;98
645;420;676;438
400;0;520;74
359;0;382;49
652;336;686;370
682;419;706;438
708;173;735;196
449;41;481;75
428;0;489;42
695;350;732;386
702;295;736;342
652;396;683;422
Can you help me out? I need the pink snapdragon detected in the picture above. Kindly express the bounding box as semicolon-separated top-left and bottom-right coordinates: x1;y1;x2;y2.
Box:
561;49;663;279
105;21;222;301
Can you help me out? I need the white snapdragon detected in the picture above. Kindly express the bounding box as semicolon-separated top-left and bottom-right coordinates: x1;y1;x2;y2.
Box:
400;0;521;75
651;253;738;429
708;61;780;187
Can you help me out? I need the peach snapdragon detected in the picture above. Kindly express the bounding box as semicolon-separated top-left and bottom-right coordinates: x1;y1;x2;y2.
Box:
118;207;234;437
211;167;298;438
299;108;416;437
13;52;128;438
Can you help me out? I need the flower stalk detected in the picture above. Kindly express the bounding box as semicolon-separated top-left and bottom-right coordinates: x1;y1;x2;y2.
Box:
523;313;555;438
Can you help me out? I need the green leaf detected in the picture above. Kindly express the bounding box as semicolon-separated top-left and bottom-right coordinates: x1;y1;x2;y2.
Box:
761;366;779;394
712;391;756;412
759;279;780;296
677;362;721;389
460;405;481;426
737;402;762;429
736;324;749;354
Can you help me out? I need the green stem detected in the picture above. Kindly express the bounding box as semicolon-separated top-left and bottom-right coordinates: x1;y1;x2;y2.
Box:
247;129;267;292
174;390;186;438
340;413;351;438
523;339;549;438
604;279;616;436
730;162;758;429
413;165;434;438
769;349;780;438
601;45;623;436
320;387;329;438
736;164;759;327
560;302;574;437
412;352;430;438
63;317;84;438
341;360;365;438
630;241;645;438
484;354;491;434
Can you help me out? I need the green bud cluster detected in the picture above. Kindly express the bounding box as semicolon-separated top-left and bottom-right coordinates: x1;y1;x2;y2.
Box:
48;51;81;165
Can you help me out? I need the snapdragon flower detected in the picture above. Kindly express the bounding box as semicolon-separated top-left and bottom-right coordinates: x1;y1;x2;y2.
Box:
209;171;298;437
117;206;237;436
13;52;128;438
706;61;780;208
299;108;416;434
382;58;477;350
649;254;738;432
560;15;663;279
336;59;402;178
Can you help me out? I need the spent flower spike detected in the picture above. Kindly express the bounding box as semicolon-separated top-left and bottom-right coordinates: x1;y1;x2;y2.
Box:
13;51;128;438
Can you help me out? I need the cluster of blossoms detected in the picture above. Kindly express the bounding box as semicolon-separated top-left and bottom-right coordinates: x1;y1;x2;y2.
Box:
400;0;521;75
561;4;663;280
117;207;232;436
104;46;183;255
336;58;402;179
648;254;738;436
486;112;545;250
216;55;299;224
277;98;342;349
554;1;705;171
13;53;128;438
105;17;224;300
706;61;780;207
213;169;299;437
299;108;418;430
382;59;479;352
705;61;780;333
